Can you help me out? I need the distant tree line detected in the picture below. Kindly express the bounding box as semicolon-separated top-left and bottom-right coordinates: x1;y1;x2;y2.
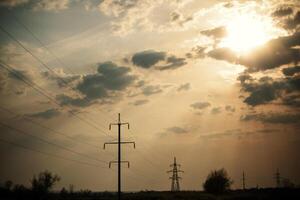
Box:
0;168;298;199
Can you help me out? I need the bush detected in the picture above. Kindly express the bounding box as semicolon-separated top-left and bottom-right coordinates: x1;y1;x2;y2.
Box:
203;168;233;194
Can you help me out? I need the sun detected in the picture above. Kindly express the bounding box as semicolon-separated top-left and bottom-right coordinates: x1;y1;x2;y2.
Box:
220;15;270;54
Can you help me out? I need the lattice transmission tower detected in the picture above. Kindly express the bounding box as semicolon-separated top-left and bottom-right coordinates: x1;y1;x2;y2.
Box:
167;157;184;192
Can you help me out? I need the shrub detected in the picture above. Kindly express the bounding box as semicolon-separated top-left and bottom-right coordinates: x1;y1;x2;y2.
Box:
203;168;233;194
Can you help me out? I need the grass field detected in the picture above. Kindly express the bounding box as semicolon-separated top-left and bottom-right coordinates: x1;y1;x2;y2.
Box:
1;188;300;200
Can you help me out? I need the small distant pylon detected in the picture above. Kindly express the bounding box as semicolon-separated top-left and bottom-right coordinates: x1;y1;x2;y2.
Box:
167;157;184;192
242;171;246;190
274;168;281;188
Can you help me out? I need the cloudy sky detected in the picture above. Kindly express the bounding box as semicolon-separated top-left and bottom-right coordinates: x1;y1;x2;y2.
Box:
0;0;299;191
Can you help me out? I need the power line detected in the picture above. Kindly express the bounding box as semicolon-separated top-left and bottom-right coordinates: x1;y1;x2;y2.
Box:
0;24;115;140
0;62;114;140
0;121;108;165
6;10;75;74
0;138;107;169
6;11;118;122
0;106;115;156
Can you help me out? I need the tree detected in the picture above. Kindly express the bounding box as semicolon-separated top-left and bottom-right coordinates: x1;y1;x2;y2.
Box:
203;168;233;194
282;178;295;188
4;180;13;191
31;170;60;198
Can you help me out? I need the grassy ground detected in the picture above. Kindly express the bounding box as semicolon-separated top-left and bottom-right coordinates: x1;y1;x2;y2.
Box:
1;188;300;200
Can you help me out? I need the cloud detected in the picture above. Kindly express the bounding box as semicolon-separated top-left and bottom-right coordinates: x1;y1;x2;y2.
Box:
200;26;227;40
142;85;162;96
166;126;188;134
27;108;61;119
98;0;138;17
272;7;294;17
282;66;300;76
186;46;207;59
170;11;193;26
33;0;70;11
55;61;136;107
56;94;92;107
283;11;300;30
241;112;300;124
211;107;222;114
208;32;300;72
130;99;149;106
7;69;31;82
177;83;190;92
0;0;28;7
200;128;279;140
131;50;187;70
225;105;235;112
190;101;211;110
157;55;187;70
237;73;300;107
132;50;166;69
208;47;237;63
41;70;80;88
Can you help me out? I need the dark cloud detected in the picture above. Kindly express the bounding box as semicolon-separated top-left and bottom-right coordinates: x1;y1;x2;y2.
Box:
177;83;190;92
200;26;227;39
55;61;136;107
56;94;92;107
27;108;61;119
42;71;80;88
157;55;187;70
166;126;188;134
282;94;300;107
187;46;207;59
132;50;166;69
170;11;193;26
142;85;162;96
208;32;300;72
190;101;211;110
241;112;300;124
211;107;222;114
283;11;300;30
200;128;279;140
130;99;149;106
282;66;300;76
0;0;28;7
8;69;31;82
131;50;187;70
242;77;282;106
237;73;300;106
272;7;294;17
208;47;237;63
225;105;235;112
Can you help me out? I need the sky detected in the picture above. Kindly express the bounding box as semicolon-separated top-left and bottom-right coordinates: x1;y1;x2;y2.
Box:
0;0;300;192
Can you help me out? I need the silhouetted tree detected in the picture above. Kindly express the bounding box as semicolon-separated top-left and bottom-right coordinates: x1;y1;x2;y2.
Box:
4;180;13;191
282;178;295;188
203;168;233;194
31;170;60;199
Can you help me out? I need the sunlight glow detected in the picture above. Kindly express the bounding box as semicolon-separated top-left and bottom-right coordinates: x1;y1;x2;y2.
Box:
220;15;270;54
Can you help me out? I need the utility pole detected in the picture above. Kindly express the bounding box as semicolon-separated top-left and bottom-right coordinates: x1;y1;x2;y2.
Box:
167;157;184;192
103;113;135;200
274;168;281;188
242;171;246;190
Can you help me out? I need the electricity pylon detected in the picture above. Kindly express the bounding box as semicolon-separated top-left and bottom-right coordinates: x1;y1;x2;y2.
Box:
103;113;135;200
274;168;281;188
242;171;246;190
167;157;184;192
